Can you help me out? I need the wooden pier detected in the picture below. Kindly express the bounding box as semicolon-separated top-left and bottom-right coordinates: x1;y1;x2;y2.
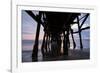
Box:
25;11;90;62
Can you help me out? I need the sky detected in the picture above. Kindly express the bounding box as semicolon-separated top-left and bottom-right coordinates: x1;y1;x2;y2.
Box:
22;10;90;40
22;10;44;40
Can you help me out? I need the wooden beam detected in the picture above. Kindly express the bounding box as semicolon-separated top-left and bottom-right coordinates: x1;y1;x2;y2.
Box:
80;14;89;28
73;26;90;33
25;10;45;27
25;10;37;22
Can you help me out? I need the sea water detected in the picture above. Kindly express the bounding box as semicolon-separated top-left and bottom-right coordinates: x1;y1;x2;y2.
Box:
22;39;90;62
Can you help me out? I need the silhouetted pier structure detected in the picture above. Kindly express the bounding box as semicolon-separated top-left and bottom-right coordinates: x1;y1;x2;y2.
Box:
25;11;89;62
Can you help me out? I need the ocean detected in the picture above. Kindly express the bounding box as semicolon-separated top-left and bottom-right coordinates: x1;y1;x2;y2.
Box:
22;39;90;62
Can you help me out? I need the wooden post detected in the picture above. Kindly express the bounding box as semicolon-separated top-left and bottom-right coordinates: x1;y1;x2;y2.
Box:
32;12;41;61
45;33;48;53
77;16;83;50
57;34;62;56
41;33;46;58
71;29;76;49
63;30;69;56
